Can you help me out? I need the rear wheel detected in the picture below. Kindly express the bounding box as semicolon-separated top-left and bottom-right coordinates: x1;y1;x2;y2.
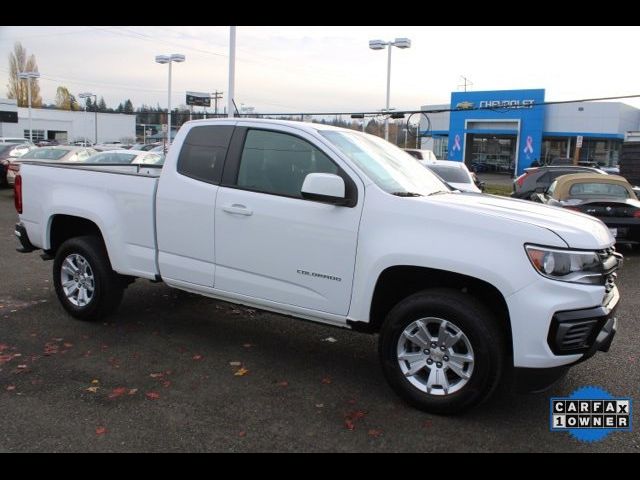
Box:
53;236;124;321
379;288;506;414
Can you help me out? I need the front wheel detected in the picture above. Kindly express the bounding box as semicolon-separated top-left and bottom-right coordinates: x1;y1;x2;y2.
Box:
379;289;506;414
53;236;125;321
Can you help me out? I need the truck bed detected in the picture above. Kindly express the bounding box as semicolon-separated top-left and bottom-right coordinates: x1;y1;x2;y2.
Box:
19;162;162;279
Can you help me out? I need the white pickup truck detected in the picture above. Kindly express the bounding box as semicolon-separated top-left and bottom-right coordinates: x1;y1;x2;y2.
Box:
14;119;622;414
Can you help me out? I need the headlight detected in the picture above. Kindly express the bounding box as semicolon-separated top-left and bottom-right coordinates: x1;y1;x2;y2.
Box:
525;245;603;284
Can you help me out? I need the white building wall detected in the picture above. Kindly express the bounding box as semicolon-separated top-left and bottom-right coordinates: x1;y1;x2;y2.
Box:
420;104;450;132
543;102;640;135
0;98;19;137
16;107;135;143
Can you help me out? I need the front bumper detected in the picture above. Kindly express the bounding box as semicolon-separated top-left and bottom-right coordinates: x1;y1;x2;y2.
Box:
506;277;620;369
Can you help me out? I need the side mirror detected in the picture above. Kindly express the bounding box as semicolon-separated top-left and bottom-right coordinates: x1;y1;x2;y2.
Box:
478;181;486;192
301;173;346;205
534;186;546;193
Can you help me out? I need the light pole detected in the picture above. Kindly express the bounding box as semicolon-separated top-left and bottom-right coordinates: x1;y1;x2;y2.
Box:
368;38;411;141
18;71;40;143
155;54;186;144
78;92;97;145
228;26;236;118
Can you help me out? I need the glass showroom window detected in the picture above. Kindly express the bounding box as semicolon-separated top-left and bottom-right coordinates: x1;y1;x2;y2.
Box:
24;129;45;141
432;136;449;159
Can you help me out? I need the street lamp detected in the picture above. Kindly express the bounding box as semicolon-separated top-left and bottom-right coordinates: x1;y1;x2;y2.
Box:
155;53;185;144
369;37;411;141
78;92;97;145
18;71;40;143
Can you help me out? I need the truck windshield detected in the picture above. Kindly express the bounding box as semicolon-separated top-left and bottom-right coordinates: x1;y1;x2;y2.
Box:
320;130;449;196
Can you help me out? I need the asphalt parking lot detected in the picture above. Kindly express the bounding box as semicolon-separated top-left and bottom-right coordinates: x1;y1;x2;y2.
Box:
0;187;638;452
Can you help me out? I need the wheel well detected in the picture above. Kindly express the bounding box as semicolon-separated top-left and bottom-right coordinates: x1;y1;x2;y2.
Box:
48;215;104;255
366;266;512;354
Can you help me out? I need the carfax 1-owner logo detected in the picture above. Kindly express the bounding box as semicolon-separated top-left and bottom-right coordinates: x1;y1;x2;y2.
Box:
550;386;632;442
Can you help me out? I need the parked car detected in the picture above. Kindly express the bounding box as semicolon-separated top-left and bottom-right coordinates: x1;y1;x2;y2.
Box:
512;165;606;199
600;165;620;175
6;146;97;185
422;159;483;193
1;143;36;186
404;148;438;164
36;139;59;147
531;173;640;246
14;119;622;414
0;137;32;144
80;149;164;166
130;142;162;152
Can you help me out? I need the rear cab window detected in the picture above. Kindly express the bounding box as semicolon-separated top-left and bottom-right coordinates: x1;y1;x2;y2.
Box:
177;125;234;184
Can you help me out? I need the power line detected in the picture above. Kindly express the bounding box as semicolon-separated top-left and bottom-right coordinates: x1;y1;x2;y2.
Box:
222;94;640;117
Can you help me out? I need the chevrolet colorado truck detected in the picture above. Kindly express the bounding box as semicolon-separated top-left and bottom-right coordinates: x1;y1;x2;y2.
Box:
14;119;622;413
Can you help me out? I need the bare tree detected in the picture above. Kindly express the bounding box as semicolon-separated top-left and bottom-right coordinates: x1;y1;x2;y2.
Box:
6;42;42;107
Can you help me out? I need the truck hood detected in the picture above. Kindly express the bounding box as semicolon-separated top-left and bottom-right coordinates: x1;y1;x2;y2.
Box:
427;192;614;249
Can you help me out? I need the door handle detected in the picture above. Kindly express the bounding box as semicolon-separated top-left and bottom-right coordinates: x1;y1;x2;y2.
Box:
222;204;253;216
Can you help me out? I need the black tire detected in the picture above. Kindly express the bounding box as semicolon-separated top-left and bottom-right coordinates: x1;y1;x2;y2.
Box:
378;288;506;415
53;236;125;321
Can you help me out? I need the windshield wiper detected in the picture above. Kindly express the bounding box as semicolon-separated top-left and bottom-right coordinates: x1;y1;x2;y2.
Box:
426;190;450;196
391;191;423;197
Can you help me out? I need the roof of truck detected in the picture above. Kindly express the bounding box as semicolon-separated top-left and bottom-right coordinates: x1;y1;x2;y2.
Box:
185;117;353;133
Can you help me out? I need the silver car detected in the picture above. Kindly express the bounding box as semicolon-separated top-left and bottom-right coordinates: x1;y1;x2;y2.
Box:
6;146;97;185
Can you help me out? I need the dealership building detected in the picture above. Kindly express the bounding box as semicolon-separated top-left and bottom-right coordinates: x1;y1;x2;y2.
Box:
420;89;640;176
0;98;136;144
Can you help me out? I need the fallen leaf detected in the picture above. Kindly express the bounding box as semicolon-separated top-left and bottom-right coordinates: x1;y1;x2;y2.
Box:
321;376;332;384
95;426;107;436
162;380;172;388
344;410;368;430
12;353;21;358
238;431;247;437
322;337;338;343
149;372;164;379
91;379;99;384
368;429;383;438
0;354;13;365
108;387;127;399
192;354;203;361
128;388;138;395
276;380;289;387
145;391;160;400
242;343;254;348
17;364;27;369
315;403;324;408
53;337;63;342
6;385;16;391
229;361;242;367
63;342;73;348
86;386;99;393
234;367;249;376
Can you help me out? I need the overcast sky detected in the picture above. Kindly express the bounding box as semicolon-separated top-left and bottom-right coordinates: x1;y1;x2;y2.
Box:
1;26;640;113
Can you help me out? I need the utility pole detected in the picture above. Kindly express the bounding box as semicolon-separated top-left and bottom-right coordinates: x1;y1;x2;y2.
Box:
211;90;223;117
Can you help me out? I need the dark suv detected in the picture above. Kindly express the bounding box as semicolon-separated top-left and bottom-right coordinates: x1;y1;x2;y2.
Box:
512;165;606;199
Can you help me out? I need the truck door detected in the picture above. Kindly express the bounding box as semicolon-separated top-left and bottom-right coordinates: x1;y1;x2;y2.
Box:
214;125;364;316
156;123;234;287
